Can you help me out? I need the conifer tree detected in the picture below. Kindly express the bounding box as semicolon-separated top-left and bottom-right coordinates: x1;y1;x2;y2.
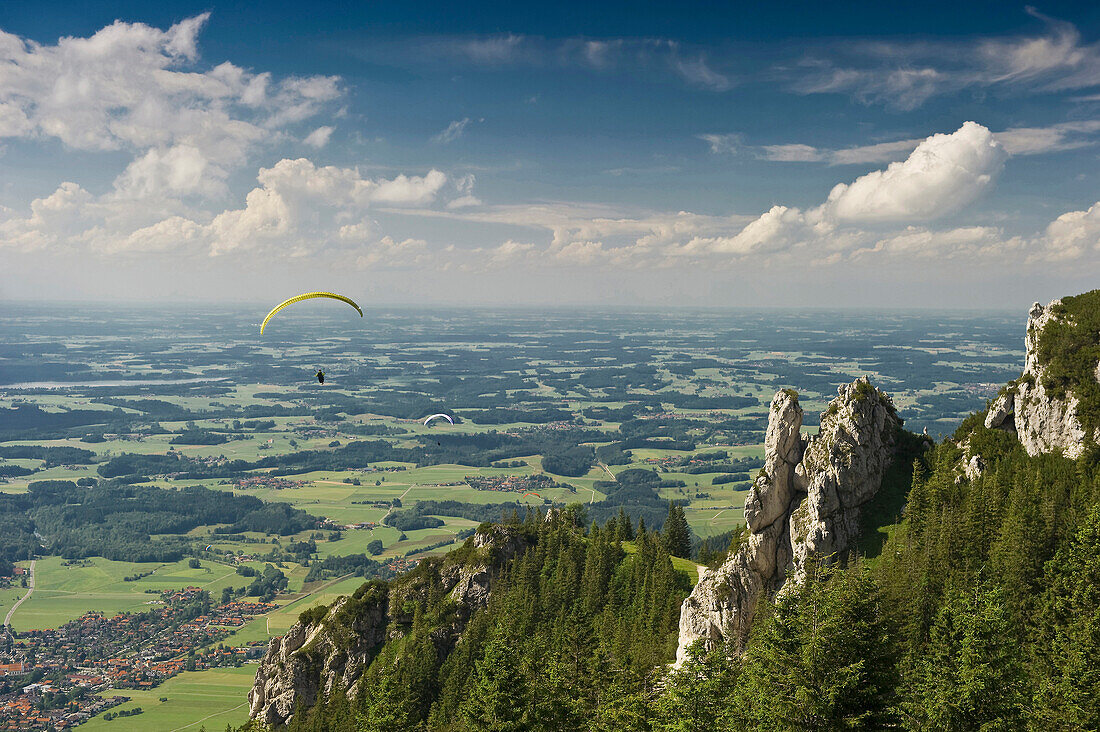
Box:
663;501;692;559
591;668;651;732
654;640;740;732
903;584;1026;731
617;506;635;541
738;563;899;730
460;634;529;731
358;657;416;732
1031;502;1100;731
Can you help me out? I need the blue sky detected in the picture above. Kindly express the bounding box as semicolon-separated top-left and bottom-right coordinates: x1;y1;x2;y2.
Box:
2;1;1099;308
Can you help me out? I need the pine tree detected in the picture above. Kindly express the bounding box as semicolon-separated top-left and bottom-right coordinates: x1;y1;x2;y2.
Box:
738;563;899;730
903;584;1026;731
1031;502;1100;731
358;657;416;732
592;670;651;732
654;640;740;732
662;502;692;559
990;468;1047;624
617;506;635;541
320;680;354;732
460;633;529;731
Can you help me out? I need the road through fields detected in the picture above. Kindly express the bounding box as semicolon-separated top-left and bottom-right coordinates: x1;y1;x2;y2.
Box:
5;559;35;626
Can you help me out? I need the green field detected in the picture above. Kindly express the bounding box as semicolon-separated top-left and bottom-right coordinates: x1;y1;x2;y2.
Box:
10;555;273;631
82;666;257;732
685;506;745;537
207;573;369;649
0;584;27;623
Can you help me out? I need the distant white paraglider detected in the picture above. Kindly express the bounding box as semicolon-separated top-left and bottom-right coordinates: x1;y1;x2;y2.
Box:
423;413;454;426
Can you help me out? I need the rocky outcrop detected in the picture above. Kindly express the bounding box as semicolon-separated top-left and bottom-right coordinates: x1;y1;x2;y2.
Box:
248;524;534;727
675;378;899;663
984;392;1014;432
984;300;1095;459
248;584;389;728
964;454;985;481
744;390;804;531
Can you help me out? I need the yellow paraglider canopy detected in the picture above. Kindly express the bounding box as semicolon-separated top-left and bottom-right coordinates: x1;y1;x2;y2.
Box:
260;292;363;334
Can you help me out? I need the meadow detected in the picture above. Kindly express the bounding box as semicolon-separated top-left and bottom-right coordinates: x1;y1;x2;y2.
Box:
9;555;275;631
81;666;258;732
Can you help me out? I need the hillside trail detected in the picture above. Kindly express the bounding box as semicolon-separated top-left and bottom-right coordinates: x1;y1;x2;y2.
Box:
5;559;35;627
596;460;617;481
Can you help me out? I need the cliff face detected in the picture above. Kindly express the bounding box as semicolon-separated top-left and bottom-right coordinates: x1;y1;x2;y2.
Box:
985;299;1099;459
248;585;389;727
247;524;533;728
675;378;899;663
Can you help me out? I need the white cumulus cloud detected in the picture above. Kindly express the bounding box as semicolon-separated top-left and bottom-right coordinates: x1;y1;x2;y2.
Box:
1039;201;1100;261
822;121;1006;223
0;14;341;204
0;157;457;260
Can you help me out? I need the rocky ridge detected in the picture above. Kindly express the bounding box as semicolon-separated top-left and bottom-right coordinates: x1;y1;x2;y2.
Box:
247;524;533;727
985;298;1099;459
675;378;900;663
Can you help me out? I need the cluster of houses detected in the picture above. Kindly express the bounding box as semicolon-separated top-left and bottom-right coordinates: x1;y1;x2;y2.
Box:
0;684;129;730
382;557;418;574
644;455;706;468
191;641;268;670
229;476;306;490
0;589;277;729
506;421;576;435
465;473;557;494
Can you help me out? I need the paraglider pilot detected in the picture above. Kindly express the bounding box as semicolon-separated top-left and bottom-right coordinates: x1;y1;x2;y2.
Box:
316;370;325;384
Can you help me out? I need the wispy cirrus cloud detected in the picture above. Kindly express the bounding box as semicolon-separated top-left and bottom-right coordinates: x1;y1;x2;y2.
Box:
394;34;735;91
788;8;1100;109
432;118;474;144
758;143;824;162
371;10;1098;106
673;55;734;91
303;125;335;148
698;133;741;155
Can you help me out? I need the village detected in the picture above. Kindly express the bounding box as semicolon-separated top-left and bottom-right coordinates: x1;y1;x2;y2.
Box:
0;588;275;730
464;473;560;495
228;475;307;491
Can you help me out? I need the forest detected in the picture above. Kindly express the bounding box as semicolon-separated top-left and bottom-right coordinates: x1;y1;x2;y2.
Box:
276;509;692;732
0;480;320;563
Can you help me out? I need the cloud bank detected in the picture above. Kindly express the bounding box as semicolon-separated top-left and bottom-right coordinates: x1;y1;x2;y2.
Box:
0;15;463;266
